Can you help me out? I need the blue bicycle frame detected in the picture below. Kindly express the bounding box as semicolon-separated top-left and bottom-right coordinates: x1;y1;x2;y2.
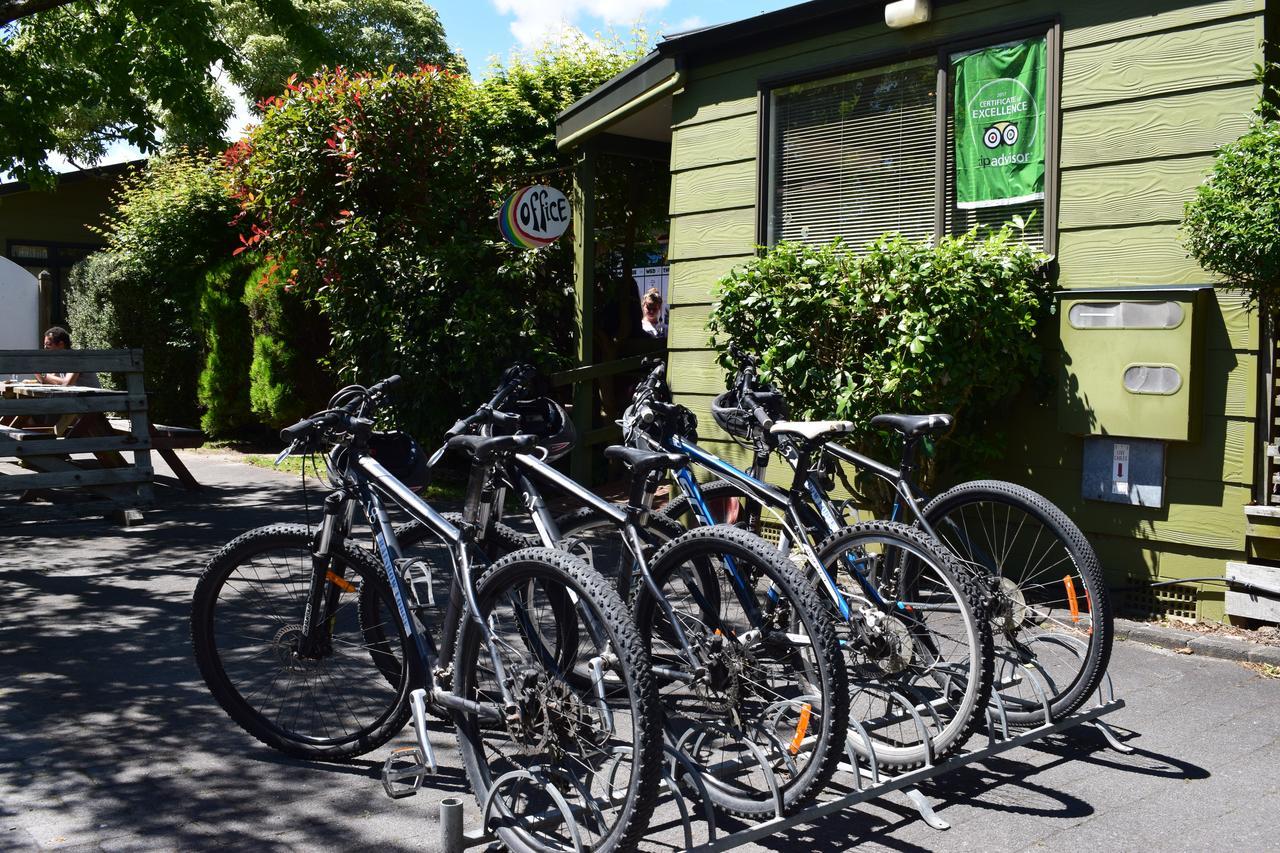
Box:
656;433;896;621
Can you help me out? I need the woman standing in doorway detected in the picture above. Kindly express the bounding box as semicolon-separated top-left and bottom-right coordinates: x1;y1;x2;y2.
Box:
640;288;667;339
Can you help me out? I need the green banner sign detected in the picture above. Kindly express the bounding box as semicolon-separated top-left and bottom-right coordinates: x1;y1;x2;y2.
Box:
953;38;1046;209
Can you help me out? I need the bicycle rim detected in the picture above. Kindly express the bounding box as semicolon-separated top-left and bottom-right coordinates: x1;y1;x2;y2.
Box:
818;522;991;768
192;525;410;758
452;548;660;853
638;525;847;817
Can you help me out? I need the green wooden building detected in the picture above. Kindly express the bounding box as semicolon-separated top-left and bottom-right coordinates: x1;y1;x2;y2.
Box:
555;0;1279;622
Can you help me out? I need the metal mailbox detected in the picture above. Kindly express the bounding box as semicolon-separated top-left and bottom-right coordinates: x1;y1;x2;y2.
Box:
1057;285;1210;442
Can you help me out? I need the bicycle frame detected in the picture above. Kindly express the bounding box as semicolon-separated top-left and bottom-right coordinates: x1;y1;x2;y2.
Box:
648;432;866;620
301;447;521;735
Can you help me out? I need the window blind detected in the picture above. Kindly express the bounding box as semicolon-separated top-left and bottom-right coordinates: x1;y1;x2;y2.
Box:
769;58;938;250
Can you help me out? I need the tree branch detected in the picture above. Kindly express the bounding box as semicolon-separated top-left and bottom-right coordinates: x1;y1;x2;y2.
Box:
0;0;77;26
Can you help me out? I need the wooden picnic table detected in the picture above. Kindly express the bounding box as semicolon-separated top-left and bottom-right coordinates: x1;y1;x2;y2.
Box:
0;349;161;523
2;381;203;490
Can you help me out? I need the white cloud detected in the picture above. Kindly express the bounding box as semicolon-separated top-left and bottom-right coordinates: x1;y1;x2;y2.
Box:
492;0;669;48
672;15;704;32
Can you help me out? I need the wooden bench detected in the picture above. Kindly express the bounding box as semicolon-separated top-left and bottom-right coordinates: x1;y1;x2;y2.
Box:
109;419;206;490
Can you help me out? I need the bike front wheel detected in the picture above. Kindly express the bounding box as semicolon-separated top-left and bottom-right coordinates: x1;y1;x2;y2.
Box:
634;524;848;818
451;547;662;853
191;523;412;760
816;520;993;769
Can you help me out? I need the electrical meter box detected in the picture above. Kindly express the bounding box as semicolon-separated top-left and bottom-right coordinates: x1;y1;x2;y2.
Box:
1057;285;1210;442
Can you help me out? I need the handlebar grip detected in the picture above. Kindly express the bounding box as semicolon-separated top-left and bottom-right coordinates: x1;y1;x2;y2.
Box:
444;417;471;440
369;374;402;396
280;418;315;441
752;405;775;430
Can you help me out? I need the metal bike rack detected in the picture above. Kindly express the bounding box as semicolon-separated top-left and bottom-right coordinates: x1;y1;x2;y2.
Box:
383;631;1131;852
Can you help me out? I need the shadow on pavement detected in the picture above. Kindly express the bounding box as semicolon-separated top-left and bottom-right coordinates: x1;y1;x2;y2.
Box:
0;462;443;850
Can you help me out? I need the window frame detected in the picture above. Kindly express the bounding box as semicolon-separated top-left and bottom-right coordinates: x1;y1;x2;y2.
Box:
755;17;1062;254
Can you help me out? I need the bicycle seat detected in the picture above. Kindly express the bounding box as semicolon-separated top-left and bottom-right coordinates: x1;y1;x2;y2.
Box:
769;420;855;442
446;433;537;460
604;445;687;477
869;413;953;438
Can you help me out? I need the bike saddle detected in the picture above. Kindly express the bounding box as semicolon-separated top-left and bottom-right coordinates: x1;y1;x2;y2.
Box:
604;445;687;477
446;433;537;460
869;413;953;439
769;420;855;443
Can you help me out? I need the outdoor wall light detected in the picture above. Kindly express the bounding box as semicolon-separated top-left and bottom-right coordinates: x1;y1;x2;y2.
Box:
885;0;931;28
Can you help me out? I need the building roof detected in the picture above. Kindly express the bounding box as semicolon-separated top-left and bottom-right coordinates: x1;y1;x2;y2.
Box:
556;0;956;146
0;158;145;197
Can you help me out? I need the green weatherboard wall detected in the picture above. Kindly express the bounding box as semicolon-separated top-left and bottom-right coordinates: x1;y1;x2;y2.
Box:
661;0;1266;620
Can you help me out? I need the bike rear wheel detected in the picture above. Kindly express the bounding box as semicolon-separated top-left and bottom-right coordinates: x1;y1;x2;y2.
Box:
923;480;1113;726
634;524;848;817
191;523;411;760
452;547;661;853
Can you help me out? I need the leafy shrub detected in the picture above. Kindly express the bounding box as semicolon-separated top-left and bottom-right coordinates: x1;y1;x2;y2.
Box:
243;261;332;427
197;259;255;436
228;54;627;439
1183;74;1280;307
708;226;1051;488
65;151;239;425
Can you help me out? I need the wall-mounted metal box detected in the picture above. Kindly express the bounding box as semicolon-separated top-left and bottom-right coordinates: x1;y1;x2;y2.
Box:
1057;285;1210;442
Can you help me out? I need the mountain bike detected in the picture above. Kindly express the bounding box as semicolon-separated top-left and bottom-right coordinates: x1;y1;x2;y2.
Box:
624;361;993;769
191;375;662;853
659;347;1113;727
393;367;850;817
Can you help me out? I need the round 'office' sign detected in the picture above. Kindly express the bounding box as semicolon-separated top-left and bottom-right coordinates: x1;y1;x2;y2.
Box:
499;185;571;248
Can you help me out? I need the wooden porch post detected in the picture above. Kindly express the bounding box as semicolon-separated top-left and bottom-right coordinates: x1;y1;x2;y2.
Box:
571;142;597;482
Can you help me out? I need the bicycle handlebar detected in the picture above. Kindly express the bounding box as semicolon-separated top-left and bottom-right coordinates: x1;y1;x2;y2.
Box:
443;363;535;440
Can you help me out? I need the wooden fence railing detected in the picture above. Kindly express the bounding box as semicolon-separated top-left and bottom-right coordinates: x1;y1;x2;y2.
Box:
550;353;654;481
0;349;153;520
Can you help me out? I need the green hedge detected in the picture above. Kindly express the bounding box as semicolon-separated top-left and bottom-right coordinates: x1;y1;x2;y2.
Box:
197;259;255;435
243;262;332;428
709;226;1051;491
64;152;239;426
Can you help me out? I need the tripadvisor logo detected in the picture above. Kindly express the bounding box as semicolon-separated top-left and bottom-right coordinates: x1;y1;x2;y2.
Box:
967;76;1038;168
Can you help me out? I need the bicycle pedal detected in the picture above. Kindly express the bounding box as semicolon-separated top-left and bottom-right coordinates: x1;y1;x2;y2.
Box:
382;747;428;799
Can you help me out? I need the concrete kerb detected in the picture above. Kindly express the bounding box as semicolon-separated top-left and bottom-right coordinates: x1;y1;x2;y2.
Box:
1116;618;1280;667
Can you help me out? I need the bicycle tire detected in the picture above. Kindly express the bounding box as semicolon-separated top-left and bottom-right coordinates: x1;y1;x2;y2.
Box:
815;520;993;769
451;547;662;853
923;479;1113;726
555;505;688;602
192;523;412;761
634;524;848;817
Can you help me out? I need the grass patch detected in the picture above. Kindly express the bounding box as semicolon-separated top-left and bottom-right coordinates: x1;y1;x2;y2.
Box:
240;453;465;503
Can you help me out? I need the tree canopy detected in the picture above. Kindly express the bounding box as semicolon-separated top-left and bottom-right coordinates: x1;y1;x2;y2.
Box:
0;0;457;186
221;0;462;108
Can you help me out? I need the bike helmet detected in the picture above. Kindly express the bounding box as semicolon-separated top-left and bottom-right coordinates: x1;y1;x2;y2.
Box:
499;396;576;461
711;388;788;439
367;431;430;491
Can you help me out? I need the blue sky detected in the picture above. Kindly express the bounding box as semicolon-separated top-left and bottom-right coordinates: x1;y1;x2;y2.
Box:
428;0;798;76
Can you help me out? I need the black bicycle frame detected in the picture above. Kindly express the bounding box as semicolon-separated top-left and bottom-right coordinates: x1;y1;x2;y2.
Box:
301;447;512;724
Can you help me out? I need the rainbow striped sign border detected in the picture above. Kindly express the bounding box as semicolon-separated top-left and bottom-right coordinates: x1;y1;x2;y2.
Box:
499;185;571;249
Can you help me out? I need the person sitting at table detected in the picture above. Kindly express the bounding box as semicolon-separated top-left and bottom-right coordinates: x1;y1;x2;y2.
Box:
33;326;100;388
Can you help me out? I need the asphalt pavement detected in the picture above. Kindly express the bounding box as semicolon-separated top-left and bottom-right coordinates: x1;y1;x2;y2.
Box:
0;452;1276;852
